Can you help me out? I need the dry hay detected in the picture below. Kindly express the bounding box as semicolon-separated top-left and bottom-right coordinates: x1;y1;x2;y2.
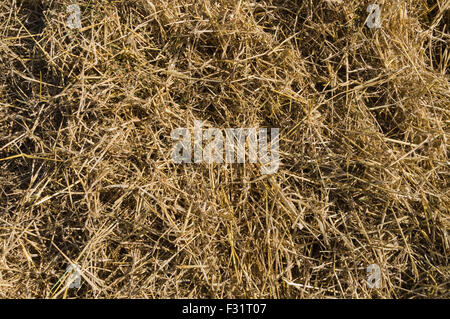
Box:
0;0;449;298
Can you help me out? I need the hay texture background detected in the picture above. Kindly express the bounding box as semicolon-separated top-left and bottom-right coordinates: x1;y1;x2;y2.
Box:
0;0;449;298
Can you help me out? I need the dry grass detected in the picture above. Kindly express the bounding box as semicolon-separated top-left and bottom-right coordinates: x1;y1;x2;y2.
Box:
0;0;449;298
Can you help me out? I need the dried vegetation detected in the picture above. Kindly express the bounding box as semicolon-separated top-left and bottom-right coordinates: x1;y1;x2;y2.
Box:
0;0;449;298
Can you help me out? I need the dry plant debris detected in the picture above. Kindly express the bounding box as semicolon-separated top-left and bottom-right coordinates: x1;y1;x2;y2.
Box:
0;0;449;298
